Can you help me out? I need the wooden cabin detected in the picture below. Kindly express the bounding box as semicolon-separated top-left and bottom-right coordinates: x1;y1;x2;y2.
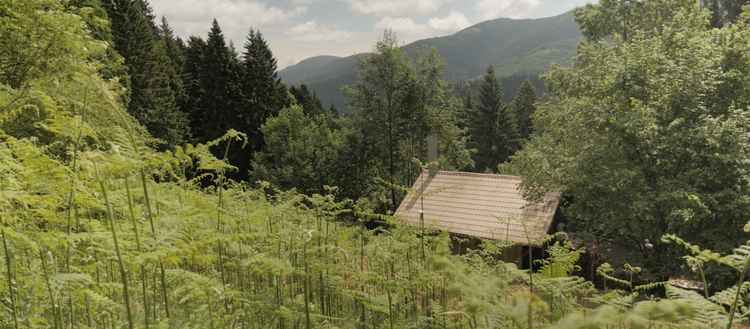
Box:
394;170;561;263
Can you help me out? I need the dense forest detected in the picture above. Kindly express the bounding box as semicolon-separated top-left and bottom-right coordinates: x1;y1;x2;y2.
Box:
3;0;750;328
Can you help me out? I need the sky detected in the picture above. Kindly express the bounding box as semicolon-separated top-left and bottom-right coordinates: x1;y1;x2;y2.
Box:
148;0;595;69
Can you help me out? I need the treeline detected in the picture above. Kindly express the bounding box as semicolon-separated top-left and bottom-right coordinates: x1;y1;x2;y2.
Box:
97;0;540;211
101;0;288;181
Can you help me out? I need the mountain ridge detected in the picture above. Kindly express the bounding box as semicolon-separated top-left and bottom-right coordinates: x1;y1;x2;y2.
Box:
280;11;582;111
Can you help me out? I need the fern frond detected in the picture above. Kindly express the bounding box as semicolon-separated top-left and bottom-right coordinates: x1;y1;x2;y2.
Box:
666;285;728;328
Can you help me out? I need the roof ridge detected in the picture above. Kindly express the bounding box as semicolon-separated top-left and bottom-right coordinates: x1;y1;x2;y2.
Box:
426;170;523;180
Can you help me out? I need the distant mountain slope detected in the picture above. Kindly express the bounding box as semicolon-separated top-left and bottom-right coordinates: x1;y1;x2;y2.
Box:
280;11;581;112
279;55;340;85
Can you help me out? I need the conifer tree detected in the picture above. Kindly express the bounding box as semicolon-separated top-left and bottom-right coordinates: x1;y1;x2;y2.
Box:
103;0;188;147
468;66;518;172
160;17;187;113
197;19;239;141
181;20;249;179
290;84;325;117
240;29;289;152
182;36;207;138
512;80;537;140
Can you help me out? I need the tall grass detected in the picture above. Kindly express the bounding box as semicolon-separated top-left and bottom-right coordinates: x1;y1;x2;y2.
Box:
0;129;747;329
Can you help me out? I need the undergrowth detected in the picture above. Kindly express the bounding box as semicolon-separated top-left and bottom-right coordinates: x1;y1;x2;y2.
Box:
1;123;748;329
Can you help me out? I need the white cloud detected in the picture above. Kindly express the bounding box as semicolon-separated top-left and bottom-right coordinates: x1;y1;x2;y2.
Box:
476;0;542;20
149;0;305;41
374;17;430;36
428;11;471;32
347;0;449;16
374;11;473;44
286;21;354;42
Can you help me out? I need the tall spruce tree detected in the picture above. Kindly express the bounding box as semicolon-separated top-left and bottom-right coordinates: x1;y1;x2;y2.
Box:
468;66;518;172
197;19;239;141
240;29;288;152
182;36;207;138
160;17;188;118
182;20;252;179
103;0;188;147
512;80;537;140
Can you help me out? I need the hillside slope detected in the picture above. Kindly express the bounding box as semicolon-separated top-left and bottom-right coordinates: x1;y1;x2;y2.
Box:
280;11;581;111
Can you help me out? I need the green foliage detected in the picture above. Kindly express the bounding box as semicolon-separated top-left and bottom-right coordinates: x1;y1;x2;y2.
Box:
0;0;142;147
103;0;189;147
7;1;750;329
512;0;750;278
251;105;344;195
344;31;472;210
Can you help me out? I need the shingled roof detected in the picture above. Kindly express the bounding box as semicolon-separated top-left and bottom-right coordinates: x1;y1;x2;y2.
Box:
395;171;561;245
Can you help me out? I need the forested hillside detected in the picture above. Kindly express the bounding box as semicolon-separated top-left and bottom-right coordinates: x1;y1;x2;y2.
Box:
3;0;750;328
279;12;581;112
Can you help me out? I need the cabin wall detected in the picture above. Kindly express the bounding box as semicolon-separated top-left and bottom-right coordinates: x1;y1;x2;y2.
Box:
449;234;537;268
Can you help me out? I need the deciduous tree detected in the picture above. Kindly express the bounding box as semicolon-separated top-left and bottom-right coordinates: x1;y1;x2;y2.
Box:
512;0;750;278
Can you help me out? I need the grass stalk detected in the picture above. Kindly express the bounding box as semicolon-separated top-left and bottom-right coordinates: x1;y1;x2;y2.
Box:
40;248;61;329
1;225;19;329
98;174;135;329
125;176;150;329
140;170;171;318
303;236;311;329
726;259;750;329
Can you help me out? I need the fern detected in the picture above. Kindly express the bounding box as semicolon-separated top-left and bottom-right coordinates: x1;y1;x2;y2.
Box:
666;285;728;328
